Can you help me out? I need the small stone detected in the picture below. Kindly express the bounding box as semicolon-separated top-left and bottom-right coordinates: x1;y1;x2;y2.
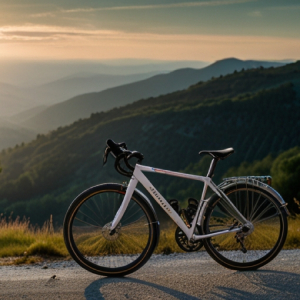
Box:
42;265;48;269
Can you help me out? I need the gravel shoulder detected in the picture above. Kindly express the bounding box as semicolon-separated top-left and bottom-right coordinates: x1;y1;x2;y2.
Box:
1;250;300;299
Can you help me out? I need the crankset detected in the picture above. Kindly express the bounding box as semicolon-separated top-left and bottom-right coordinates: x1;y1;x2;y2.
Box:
171;198;204;252
175;226;203;252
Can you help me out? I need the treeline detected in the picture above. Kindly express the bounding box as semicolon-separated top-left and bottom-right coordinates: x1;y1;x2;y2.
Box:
166;147;300;213
0;62;300;225
223;147;300;213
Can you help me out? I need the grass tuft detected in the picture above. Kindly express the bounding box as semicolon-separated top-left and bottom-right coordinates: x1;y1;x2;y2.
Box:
14;256;42;265
284;215;300;249
1;214;300;265
0;215;68;261
27;241;65;257
155;228;184;254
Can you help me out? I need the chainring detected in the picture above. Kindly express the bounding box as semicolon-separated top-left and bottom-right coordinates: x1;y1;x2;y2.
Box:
175;226;203;252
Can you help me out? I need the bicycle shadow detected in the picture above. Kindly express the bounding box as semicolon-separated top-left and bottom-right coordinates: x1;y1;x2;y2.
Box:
84;269;300;300
210;269;300;300
84;276;201;300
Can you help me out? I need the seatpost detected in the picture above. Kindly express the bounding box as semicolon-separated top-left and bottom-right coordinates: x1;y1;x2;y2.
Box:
207;157;219;178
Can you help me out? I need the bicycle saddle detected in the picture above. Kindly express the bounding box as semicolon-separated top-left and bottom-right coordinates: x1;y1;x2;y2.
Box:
199;148;234;160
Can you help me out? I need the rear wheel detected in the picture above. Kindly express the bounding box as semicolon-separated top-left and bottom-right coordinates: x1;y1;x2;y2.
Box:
63;183;159;276
203;184;287;271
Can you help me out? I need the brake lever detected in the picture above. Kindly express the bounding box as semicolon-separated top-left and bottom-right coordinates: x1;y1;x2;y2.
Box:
118;142;127;150
103;146;111;165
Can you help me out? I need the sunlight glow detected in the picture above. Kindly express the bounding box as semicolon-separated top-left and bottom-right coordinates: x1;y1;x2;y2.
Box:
0;25;299;61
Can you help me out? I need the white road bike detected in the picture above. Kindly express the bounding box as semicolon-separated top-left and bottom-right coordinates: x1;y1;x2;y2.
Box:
63;139;289;276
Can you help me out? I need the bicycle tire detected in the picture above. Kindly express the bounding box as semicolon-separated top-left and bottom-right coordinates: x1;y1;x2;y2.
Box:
63;183;159;277
202;183;288;271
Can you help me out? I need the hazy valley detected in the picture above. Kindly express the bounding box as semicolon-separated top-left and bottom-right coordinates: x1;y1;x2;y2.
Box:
0;58;285;149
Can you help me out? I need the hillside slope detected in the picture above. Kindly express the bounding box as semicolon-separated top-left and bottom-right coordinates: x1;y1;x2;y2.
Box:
0;61;299;225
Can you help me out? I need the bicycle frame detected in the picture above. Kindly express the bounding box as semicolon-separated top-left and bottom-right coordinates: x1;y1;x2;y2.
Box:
110;164;251;241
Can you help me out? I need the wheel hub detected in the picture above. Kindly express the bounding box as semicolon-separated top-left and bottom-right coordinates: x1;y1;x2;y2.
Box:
102;222;121;241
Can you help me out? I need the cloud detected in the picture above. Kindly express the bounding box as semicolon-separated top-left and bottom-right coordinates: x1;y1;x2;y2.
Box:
267;5;300;11
65;0;255;12
1;25;299;46
248;11;262;17
30;12;57;18
30;0;256;17
0;25;119;42
1;24;299;62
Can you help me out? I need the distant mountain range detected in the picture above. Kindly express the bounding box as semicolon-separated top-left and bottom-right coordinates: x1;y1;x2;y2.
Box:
28;71;163;106
0;59;211;116
0;82;38;117
0;117;36;149
0;71;163;118
0;59;209;87
19;58;285;132
0;60;299;225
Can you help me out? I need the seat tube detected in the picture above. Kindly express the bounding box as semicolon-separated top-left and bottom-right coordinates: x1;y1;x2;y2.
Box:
207;158;218;178
110;176;138;231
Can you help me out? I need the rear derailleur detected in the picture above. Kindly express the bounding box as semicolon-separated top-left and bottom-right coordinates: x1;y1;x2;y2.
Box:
235;222;254;253
235;231;247;254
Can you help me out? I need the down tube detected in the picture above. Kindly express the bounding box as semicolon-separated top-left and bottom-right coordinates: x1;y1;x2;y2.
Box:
133;167;192;238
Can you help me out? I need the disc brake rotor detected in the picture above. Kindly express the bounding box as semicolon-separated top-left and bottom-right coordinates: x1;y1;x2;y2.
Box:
102;222;122;241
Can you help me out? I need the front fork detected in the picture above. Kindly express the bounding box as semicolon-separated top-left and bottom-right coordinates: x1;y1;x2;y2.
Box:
109;176;138;232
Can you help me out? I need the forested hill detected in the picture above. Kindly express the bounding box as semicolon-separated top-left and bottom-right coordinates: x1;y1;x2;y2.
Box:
0;61;300;225
21;58;284;132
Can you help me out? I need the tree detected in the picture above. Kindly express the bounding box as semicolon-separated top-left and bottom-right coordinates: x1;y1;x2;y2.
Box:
271;147;300;213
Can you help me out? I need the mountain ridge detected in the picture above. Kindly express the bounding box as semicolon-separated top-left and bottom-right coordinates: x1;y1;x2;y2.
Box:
21;58;285;132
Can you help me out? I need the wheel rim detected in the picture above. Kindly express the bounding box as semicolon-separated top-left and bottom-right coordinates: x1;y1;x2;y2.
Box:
69;190;152;270
206;188;284;265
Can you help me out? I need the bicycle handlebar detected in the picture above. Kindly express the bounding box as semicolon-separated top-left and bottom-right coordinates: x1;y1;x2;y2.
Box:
103;139;144;177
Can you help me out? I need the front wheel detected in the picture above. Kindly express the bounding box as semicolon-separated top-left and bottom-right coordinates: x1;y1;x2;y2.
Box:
63;183;159;277
203;183;288;271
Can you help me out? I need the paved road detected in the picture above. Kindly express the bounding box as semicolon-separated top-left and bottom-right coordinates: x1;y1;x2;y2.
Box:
1;250;300;300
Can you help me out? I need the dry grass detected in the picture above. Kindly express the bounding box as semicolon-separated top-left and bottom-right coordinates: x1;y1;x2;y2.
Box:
0;214;68;265
284;214;300;249
0;214;300;265
155;224;185;254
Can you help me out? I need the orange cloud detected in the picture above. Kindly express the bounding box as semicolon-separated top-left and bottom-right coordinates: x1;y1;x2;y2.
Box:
0;25;299;61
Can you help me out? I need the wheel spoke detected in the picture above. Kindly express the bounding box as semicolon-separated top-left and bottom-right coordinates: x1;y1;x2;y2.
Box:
76;209;102;227
74;217;102;228
65;186;156;276
249;197;268;222
205;186;286;269
252;208;279;224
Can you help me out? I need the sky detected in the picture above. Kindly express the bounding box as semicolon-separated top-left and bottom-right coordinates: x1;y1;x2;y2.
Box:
0;0;300;62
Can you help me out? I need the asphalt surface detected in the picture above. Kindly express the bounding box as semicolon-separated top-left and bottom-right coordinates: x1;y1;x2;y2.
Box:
1;250;300;300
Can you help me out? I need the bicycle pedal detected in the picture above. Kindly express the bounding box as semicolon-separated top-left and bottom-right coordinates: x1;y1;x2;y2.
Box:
188;198;198;209
167;199;180;213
